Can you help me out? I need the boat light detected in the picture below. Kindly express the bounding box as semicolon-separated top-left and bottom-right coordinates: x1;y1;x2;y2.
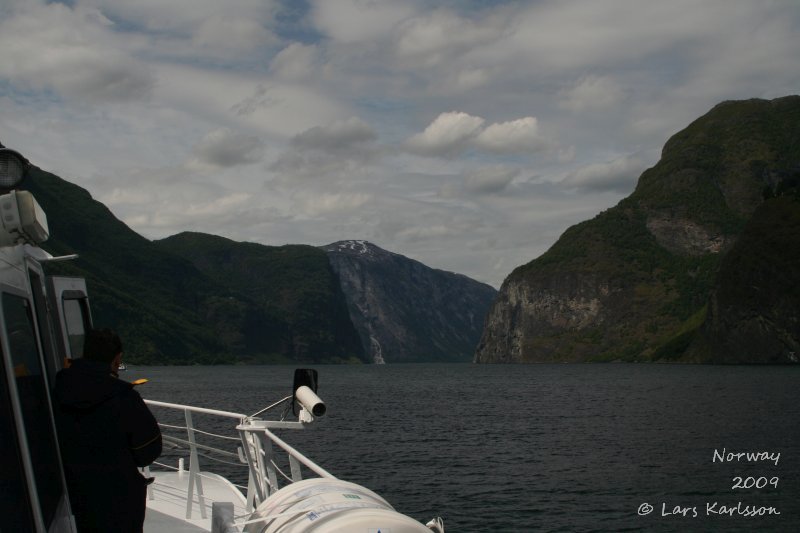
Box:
0;147;30;191
0;190;49;246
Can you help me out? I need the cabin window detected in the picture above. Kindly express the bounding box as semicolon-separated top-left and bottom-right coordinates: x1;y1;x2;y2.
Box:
62;298;89;358
3;292;64;528
0;338;36;531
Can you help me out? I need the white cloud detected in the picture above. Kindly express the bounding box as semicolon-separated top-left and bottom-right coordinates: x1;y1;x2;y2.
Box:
406;112;485;156
407;113;550;157
474;117;547;154
0;3;154;102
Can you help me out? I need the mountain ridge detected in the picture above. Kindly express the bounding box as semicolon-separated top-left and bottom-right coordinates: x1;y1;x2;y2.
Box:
19;168;494;364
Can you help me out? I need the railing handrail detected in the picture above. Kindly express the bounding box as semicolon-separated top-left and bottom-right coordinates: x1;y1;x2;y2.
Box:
143;396;332;515
162;434;242;460
258;427;335;480
145;399;247;420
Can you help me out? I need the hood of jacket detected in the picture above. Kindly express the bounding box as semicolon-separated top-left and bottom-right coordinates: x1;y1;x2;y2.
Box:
54;358;131;409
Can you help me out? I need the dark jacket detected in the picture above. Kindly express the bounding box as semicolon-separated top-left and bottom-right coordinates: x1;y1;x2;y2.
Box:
54;359;161;533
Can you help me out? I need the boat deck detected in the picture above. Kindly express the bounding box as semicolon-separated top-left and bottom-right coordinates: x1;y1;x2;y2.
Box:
144;470;248;532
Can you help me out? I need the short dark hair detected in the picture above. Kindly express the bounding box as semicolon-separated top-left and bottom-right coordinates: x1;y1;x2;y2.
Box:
83;328;123;363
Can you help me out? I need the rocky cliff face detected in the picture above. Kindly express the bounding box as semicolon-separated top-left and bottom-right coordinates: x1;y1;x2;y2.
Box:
323;240;497;363
476;96;800;363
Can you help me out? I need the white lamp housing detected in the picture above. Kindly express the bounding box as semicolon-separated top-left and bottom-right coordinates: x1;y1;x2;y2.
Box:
0;190;49;247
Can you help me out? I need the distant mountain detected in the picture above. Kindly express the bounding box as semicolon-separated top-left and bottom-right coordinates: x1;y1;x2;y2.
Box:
476;96;800;364
22;169;365;364
21;167;491;364
156;233;366;364
322;240;497;363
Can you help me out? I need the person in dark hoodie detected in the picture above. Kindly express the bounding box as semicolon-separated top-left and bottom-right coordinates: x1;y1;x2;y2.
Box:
54;328;162;533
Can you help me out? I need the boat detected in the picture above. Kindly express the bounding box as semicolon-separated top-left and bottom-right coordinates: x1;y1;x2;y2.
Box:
0;143;444;532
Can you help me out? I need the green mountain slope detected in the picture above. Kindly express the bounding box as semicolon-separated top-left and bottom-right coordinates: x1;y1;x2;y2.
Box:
23;168;231;363
22;169;364;364
476;96;800;363
155;233;366;364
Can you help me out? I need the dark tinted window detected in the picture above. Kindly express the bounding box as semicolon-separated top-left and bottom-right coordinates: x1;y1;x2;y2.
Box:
3;293;64;527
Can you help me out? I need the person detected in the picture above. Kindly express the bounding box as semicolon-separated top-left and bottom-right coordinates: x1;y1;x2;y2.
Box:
53;328;162;532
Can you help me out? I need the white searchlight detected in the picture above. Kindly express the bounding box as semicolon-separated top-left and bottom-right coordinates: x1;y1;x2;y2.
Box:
295;385;326;418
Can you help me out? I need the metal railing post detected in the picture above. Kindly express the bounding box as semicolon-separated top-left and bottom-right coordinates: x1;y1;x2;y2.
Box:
185;409;207;519
262;436;279;496
289;455;302;482
239;429;267;505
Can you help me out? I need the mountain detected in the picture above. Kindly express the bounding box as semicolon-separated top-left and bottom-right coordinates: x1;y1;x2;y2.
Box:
475;96;800;364
22;169;365;364
20;166;489;364
694;189;800;363
23;168;233;364
322;240;497;363
155;233;366;364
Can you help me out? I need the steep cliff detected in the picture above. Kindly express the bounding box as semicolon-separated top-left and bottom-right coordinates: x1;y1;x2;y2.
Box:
476;96;800;363
323;240;497;363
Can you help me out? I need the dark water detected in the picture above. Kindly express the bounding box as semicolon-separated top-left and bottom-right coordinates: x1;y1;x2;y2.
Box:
128;364;800;532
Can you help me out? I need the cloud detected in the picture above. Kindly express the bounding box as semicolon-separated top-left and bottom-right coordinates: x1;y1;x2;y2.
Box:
311;0;415;43
191;15;276;54
393;9;506;68
406;111;485;156
189;128;264;169
270;117;380;181
407;113;549;157
561;154;648;193
464;165;520;195
559;75;626;112
0;3;154;102
291;117;377;152
296;191;372;216
3;0;799;290
474;117;547;154
269;43;323;81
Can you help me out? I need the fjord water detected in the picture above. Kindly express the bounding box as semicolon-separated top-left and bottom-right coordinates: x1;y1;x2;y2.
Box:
130;364;800;532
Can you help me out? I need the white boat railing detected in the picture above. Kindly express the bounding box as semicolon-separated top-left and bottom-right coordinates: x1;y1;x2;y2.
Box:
143;398;333;519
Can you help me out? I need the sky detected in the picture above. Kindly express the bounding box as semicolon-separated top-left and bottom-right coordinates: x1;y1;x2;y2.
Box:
1;1;799;288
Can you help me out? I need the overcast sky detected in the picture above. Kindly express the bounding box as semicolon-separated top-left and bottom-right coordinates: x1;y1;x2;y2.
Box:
2;0;798;287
